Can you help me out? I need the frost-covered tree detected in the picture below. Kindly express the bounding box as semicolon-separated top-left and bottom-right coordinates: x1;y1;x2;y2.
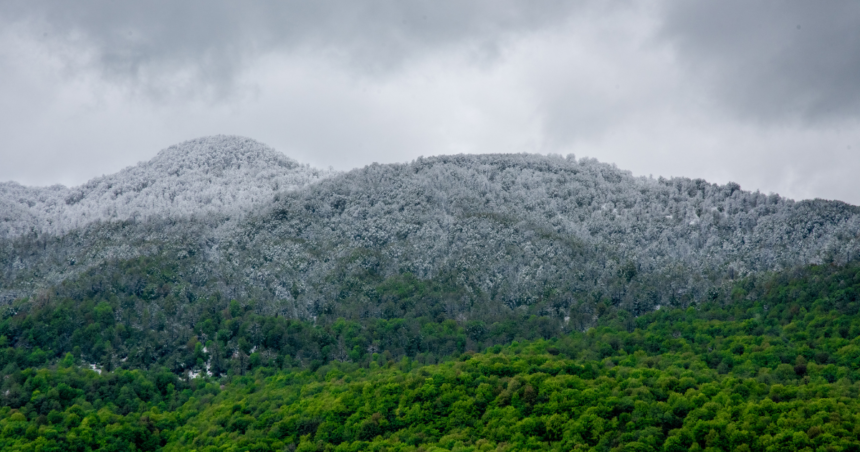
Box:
215;153;859;321
2;137;859;326
0;136;335;239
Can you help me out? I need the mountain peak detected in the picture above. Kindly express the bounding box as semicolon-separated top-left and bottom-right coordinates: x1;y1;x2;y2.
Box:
147;135;300;175
0;136;334;239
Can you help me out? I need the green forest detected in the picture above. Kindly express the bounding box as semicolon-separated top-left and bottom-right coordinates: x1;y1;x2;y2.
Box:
3;261;860;451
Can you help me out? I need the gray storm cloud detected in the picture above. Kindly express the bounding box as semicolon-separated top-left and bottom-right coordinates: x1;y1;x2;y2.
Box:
6;0;854;123
660;0;860;124
0;0;585;99
0;1;858;205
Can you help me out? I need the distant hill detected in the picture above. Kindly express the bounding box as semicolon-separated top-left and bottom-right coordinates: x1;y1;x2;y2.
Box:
2;136;859;321
0;135;334;239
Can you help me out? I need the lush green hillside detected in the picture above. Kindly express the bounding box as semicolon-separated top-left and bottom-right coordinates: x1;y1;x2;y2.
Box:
2;262;860;451
0;253;566;376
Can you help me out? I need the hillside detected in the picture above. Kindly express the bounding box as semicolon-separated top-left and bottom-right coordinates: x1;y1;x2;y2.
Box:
0;136;334;239
3;136;860;450
2;262;860;451
2;136;859;318
219;154;860;320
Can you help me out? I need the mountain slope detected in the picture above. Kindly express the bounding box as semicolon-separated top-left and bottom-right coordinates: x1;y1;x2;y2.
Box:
216;154;860;321
2;137;860;323
0;136;334;239
6;137;860;451
4;262;860;451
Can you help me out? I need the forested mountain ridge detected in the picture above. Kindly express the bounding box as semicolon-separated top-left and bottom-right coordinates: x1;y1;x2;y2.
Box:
220;154;860;322
0;136;334;240
0;136;334;303
5;136;860;451
2;136;859;318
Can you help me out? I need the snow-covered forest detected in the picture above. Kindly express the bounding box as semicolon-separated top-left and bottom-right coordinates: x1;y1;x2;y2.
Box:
2;136;859;326
0;136;334;239
221;153;860;324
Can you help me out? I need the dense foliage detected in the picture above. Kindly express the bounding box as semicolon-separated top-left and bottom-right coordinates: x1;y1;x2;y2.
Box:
2;262;860;450
0;253;571;376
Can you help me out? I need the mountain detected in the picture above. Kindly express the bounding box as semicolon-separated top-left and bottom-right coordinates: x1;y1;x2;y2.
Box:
0;135;334;239
2;137;859;318
4;136;860;451
219;154;860;322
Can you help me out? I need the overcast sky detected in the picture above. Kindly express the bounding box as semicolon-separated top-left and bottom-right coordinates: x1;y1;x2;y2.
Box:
1;1;858;204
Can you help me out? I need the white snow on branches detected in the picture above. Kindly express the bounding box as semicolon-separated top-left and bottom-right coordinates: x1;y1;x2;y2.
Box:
0;136;335;239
